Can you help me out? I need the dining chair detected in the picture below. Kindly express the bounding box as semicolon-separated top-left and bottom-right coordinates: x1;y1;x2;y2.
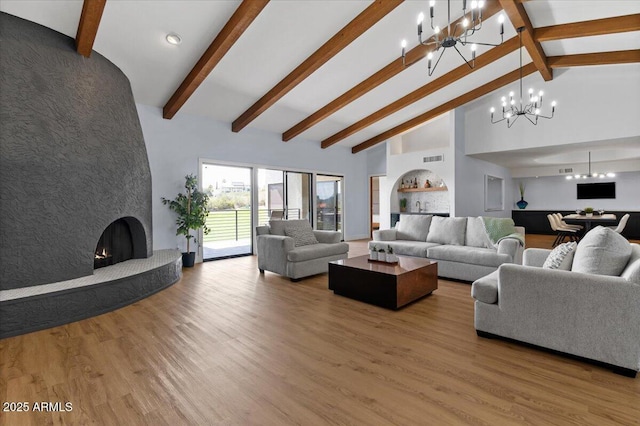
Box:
609;213;630;234
547;214;579;247
554;213;583;231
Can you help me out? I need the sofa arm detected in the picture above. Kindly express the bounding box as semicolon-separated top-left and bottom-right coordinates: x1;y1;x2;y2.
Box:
373;229;397;241
497;238;520;263
257;234;295;276
313;230;341;244
523;248;551;267
256;225;270;236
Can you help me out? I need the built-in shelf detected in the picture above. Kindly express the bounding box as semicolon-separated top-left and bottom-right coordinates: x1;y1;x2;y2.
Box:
398;187;448;193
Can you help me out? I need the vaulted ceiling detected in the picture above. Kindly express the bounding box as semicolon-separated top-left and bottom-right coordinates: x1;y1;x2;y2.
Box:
2;0;639;158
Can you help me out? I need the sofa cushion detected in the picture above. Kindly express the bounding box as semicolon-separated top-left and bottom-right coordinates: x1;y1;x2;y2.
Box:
396;214;432;241
466;217;491;248
287;242;349;262
427;217;467;246
371;240;440;258
427;245;510;268
285;221;319;247
621;244;640;284
471;270;499;304
542;242;577;271
571;226;632;276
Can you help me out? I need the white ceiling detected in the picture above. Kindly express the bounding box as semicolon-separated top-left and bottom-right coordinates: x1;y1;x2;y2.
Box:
2;0;639;166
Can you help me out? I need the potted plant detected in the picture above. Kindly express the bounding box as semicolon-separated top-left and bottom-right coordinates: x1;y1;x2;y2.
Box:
400;198;408;212
162;174;210;267
584;207;594;218
386;246;397;263
369;244;378;261
378;247;386;262
516;182;528;209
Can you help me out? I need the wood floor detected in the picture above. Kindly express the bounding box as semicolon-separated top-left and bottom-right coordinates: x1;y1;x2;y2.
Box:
1;235;639;425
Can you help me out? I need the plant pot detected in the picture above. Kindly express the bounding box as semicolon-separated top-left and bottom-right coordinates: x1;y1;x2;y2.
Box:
516;197;528;209
586;213;593;218
182;252;196;267
369;251;378;261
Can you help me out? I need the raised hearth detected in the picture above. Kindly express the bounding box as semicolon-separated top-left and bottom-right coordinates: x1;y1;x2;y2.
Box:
0;250;182;338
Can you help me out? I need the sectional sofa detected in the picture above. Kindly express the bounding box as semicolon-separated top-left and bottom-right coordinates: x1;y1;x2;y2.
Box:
371;214;524;281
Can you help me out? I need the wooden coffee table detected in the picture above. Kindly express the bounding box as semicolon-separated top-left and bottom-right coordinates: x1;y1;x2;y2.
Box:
328;255;437;310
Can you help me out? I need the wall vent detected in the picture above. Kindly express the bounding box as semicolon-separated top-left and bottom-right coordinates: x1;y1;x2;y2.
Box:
558;168;573;174
423;155;444;163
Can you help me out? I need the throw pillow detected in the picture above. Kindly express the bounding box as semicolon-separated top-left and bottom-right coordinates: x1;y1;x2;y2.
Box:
465;217;492;248
396;214;432;241
426;216;467;246
284;221;318;247
542;242;577;270
571;226;632;276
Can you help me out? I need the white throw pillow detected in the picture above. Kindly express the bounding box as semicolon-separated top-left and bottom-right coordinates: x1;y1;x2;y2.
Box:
543;242;577;270
465;217;492;248
396;214;432;241
284;221;318;247
426;216;467;246
621;244;640;284
571;226;632;276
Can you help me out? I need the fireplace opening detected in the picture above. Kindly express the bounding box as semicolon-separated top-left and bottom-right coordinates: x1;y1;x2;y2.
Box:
94;219;134;269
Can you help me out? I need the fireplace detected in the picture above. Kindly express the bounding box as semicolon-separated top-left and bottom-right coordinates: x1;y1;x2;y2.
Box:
94;217;148;269
94;219;133;269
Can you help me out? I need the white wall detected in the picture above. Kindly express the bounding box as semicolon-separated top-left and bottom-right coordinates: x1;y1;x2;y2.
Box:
380;114;456;229
366;142;387;176
515;171;640;211
454;108;513;218
464;64;640;155
138;105;370;252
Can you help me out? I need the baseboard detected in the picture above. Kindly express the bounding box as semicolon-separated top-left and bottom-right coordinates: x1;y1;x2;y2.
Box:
476;330;638;378
344;234;370;241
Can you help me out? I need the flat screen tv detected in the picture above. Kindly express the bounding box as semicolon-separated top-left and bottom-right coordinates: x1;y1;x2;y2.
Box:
577;182;616;199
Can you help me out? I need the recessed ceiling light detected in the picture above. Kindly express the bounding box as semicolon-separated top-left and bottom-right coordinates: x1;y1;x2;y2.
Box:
166;33;182;45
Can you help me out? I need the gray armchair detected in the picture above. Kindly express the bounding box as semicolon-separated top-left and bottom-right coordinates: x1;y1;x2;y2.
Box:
472;242;640;377
256;220;349;281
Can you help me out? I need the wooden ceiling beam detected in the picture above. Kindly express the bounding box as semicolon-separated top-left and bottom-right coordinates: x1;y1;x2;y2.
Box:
282;0;503;141
351;63;537;154
535;14;640;42
548;49;640;68
163;0;269;120
321;36;520;149
498;0;552;81
75;0;107;57
232;0;403;133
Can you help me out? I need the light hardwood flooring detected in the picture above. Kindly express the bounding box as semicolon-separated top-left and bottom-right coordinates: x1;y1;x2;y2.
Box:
1;235;639;425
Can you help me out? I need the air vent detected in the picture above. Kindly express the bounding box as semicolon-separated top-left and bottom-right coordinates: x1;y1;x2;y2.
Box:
423;155;444;163
558;168;573;174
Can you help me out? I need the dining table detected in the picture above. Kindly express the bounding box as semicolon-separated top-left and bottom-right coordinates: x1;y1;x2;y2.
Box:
562;213;617;232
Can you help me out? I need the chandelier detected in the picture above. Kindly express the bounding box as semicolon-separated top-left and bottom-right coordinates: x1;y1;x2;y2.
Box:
490;27;556;127
401;0;505;76
566;152;615;180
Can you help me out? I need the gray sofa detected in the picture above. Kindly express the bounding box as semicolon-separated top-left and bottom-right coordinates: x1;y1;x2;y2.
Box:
256;220;349;281
472;226;640;376
371;215;524;281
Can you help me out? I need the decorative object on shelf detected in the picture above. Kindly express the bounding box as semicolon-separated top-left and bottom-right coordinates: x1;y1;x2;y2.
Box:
490;27;556;127
584;207;594;218
401;179;405;189
565;151;616;180
516;181;528;209
424;179;431;188
400;198;408;212
161;174;210;267
401;0;504;76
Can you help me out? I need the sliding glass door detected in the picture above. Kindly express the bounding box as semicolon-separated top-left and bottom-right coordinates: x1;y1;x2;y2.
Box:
316;175;343;235
201;164;252;260
257;169;312;224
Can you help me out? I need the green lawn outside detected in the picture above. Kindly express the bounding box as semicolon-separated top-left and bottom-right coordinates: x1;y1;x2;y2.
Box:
203;209;270;242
